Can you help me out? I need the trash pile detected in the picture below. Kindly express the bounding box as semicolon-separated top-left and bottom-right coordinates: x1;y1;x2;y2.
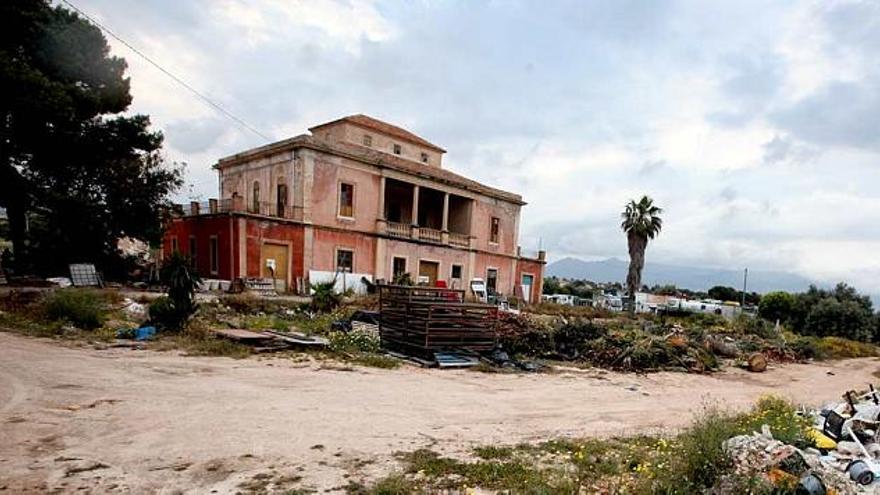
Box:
723;388;880;494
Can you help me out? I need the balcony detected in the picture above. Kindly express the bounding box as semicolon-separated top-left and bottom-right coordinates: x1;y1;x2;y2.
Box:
247;201;304;221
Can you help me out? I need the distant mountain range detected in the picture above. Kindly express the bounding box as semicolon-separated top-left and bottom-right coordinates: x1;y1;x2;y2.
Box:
546;257;815;294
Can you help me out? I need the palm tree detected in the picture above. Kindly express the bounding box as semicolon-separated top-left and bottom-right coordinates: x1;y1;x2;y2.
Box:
620;196;663;310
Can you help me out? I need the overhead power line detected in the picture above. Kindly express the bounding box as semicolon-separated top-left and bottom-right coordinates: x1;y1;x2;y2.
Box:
59;0;273;143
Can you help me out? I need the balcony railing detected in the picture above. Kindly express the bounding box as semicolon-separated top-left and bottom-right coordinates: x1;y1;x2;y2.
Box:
386;221;411;238
174;198;303;221
448;232;470;248
418;227;442;243
247;202;304;221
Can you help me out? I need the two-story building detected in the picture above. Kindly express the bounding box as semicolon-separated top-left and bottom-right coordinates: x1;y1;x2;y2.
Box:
163;115;545;301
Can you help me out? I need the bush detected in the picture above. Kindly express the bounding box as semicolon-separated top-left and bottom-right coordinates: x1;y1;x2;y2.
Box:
156;252;202;331
730;315;780;339
804;298;874;342
149;296;179;330
42;289;107;329
311;280;342;313
758;291;795;324
328;329;380;353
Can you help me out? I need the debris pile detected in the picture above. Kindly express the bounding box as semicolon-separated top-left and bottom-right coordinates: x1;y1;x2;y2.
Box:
723;388;880;494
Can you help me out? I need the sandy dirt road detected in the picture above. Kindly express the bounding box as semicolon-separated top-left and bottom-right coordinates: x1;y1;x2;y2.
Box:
1;332;879;493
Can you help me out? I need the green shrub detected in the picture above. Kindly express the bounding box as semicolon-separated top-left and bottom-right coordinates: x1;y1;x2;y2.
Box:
730;315;780;339
156;252;202;331
311;281;342;313
739;395;812;447
758;291;795;324
787;334;822;360
149;296;179;330
328;330;380;353
42;289;107;329
642;406;740;493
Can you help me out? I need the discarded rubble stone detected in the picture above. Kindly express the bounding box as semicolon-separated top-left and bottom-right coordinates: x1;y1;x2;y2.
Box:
748;353;768;372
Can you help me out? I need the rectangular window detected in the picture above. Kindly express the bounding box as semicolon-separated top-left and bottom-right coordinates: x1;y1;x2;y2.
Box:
363;134;372;146
393;143;402;155
338;182;354;218
336;249;354;272
188;236;197;269
170;237;179;253
490;217;500;244
392;257;407;278
420;152;429;163
209;236;219;275
451;264;462;279
486;268;498;293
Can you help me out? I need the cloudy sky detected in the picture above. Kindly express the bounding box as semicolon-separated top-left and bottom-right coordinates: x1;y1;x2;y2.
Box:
74;0;880;294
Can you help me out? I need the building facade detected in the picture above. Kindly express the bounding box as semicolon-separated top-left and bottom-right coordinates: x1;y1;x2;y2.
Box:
163;115;545;301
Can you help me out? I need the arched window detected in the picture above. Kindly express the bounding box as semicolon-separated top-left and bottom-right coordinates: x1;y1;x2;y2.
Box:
252;181;260;213
276;183;288;217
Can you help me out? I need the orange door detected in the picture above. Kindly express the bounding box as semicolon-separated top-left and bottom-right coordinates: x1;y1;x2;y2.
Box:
261;243;289;292
418;260;439;285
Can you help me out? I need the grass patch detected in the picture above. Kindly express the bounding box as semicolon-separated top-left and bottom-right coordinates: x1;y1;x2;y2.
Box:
473;445;515;460
43;288;113;329
349;353;400;369
360;396;810;494
151;322;251;358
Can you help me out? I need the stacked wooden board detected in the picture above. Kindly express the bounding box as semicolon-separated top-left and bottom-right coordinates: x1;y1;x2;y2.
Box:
378;284;498;356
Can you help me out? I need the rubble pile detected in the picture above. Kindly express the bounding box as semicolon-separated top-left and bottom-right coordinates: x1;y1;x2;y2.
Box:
495;313;811;373
722;389;880;494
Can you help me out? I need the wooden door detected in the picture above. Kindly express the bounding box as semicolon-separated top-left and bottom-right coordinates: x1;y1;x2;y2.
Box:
418;260;439;285
261;243;289;291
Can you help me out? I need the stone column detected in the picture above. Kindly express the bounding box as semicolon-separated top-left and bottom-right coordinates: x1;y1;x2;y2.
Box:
378;176;387;220
441;192;450;244
411;184;420;238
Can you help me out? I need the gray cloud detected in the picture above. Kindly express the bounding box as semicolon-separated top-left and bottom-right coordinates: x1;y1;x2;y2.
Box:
75;0;880;295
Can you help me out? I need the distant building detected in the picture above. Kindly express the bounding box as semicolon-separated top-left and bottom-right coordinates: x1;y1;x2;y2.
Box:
635;292;742;318
163;115;545;299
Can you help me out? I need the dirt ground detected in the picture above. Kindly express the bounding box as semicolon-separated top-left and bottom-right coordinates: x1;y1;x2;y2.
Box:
1;332;879;493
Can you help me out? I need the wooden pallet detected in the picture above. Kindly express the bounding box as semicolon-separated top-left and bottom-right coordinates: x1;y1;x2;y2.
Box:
378;284;498;356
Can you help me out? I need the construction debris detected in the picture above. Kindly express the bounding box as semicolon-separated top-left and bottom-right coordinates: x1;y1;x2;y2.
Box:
211;328;328;352
724;386;880;493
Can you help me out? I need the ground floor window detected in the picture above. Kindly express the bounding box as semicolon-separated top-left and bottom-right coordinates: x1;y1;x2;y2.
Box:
451;264;462;280
209;236;219;275
392;256;407;279
336;249;354;273
170;237;178;254
188;236;197;270
486;268;498;294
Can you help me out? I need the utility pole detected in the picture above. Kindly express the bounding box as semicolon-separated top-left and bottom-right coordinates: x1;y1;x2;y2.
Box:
741;268;748;307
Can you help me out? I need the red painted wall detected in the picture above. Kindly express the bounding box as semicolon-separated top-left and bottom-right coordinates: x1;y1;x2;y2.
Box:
515;258;546;303
244;220;305;281
162;216;236;280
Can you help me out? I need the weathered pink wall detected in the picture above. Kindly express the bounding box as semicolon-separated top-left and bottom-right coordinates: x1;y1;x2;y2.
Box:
383;239;470;288
310;156;381;232
474;253;516;295
472;199;520;254
311;228;376;273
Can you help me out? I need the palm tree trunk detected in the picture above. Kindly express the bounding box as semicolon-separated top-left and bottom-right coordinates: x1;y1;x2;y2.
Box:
626;232;646;311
